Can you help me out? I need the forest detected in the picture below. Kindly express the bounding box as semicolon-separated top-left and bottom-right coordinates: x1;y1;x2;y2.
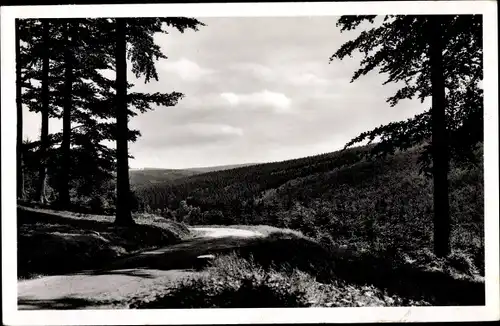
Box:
131;143;484;272
17;17;203;224
18;14;484;263
15;14;486;309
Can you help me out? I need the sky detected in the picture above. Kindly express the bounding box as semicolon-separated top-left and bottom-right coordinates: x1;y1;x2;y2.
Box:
23;17;428;169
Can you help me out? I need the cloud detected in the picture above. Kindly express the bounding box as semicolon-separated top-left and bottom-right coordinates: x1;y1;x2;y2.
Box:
133;122;244;150
229;63;275;81
161;58;213;81
22;17;429;170
228;62;332;89
289;72;331;86
220;90;292;113
220;93;240;106
185;123;244;137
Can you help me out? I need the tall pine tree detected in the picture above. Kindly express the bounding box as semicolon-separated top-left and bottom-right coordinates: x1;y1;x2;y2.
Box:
114;18;131;225
18;18;204;218
330;15;483;257
36;19;51;204
16;19;24;200
58;19;75;208
110;17;204;225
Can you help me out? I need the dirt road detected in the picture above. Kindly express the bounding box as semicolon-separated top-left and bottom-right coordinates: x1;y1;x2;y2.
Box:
17;227;265;310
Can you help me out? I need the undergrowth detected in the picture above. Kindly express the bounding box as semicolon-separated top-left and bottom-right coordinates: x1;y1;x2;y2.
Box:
130;253;430;308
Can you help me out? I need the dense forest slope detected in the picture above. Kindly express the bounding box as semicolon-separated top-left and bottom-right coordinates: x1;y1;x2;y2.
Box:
132;144;484;274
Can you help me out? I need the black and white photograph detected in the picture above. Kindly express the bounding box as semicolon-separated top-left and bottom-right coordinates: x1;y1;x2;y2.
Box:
1;1;499;325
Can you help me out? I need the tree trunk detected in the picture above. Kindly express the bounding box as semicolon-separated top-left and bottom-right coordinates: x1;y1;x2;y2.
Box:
59;20;73;209
429;16;450;257
16;19;25;200
36;19;50;204
114;18;134;226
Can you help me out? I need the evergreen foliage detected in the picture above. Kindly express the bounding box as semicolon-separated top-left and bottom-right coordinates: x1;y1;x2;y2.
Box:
17;17;204;221
329;15;483;257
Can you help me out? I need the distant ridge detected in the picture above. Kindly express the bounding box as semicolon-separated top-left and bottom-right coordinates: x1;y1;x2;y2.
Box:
184;163;258;173
129;162;258;186
132;162;257;173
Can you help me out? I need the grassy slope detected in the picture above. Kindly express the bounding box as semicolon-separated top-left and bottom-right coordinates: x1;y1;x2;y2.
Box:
132;252;432;308
17;206;191;279
131;230;484;308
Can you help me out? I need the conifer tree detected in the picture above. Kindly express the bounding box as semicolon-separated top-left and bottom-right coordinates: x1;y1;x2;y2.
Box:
330;15;483;257
115;18;131;224
58;19;75;208
18;17;204;218
17;19;43;201
16;19;24;200
111;17;203;225
36;19;51;204
22;19;119;206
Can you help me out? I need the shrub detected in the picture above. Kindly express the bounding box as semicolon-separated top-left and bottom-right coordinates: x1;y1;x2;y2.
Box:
129;253;430;308
131;254;311;308
201;210;226;225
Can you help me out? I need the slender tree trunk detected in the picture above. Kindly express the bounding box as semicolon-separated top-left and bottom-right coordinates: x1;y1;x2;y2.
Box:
114;18;134;225
429;16;450;257
36;19;50;204
59;20;73;208
16;19;25;200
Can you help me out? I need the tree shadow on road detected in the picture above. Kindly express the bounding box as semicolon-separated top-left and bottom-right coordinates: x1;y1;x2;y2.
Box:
18;297;115;310
76;268;164;278
86;232;331;278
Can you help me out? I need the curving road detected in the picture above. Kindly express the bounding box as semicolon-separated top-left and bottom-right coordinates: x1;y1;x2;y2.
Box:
17;227;266;310
191;227;264;238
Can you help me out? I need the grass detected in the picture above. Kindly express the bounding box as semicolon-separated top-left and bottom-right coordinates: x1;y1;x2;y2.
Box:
223;231;484;305
125;230;483;308
17;206;191;279
130;253;431;308
16;206;485;307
